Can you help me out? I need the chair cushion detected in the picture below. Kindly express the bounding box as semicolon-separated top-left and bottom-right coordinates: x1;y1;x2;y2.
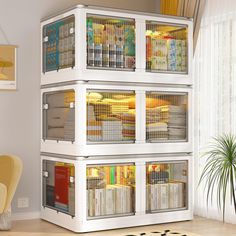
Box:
0;183;7;214
0;155;22;212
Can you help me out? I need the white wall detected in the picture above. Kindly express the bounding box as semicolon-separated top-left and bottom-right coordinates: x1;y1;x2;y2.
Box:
0;0;160;217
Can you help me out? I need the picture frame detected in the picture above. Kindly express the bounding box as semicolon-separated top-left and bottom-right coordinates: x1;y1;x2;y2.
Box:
0;45;17;90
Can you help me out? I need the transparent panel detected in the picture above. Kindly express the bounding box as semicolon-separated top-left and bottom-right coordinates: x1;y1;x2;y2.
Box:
43;90;75;141
87;14;135;71
87;90;136;143
42;160;75;216
43;15;75;73
146;92;188;142
146;161;188;213
146;21;188;73
87;163;135;219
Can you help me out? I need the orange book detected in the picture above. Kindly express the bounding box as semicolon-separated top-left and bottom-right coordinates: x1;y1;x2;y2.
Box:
87;130;102;136
104;166;110;185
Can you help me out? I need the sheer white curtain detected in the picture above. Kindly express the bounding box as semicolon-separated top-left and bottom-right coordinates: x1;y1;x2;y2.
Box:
194;0;236;223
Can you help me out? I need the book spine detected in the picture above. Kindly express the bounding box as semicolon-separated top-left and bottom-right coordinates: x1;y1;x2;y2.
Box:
146;184;150;212
100;188;106;216
105;166;110;185
89;189;94;217
150;184;157;211
105;188;114;215
168;183;175;209
87;190;90;216
178;182;184;208
160;184;169;209
110;166;115;185
95;189;101;216
116;166;121;184
68;185;75;215
115;186;122;214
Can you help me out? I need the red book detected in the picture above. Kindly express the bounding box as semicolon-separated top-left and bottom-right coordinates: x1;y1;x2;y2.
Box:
54;165;70;205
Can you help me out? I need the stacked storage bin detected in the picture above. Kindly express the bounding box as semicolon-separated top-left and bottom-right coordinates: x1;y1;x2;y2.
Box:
40;5;193;233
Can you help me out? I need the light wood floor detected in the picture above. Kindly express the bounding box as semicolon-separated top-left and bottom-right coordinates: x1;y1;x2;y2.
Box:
1;216;236;236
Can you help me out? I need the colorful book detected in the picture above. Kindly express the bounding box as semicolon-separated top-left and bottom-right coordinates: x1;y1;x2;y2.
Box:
54;165;70;209
110;166;116;185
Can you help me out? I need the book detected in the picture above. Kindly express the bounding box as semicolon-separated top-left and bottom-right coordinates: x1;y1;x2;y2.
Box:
54;165;70;210
95;188;101;216
114;185;122;214
104;166;110;185
87;190;90;216
88;189;95;217
105;187;115;215
110;166;116;185
125;185;132;213
69;185;75;216
116;166;121;184
168;182;177;209
100;188;106;216
177;182;184;208
159;183;169;209
146;184;150;211
150;184;157;211
168;182;184;209
46;185;55;207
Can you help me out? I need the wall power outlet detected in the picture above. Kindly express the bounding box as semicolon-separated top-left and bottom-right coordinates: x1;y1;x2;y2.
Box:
17;197;29;208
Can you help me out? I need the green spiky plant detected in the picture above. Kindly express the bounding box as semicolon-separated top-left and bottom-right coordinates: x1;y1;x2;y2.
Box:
198;134;236;222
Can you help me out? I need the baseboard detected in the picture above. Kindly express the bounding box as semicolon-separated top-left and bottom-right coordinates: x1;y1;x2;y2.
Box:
12;211;40;221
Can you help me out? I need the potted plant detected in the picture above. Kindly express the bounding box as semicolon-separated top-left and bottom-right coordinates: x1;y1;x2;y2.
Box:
199;134;236;222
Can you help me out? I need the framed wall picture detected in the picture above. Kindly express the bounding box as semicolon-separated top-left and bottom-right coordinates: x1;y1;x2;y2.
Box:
0;45;17;90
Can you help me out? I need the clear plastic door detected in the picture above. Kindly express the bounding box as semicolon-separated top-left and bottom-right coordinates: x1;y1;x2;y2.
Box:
42;90;75;141
87;90;136;143
146;21;188;74
146;161;188;213
42;160;75;216
42;15;75;73
146;92;188;142
87;14;135;71
87;163;135;219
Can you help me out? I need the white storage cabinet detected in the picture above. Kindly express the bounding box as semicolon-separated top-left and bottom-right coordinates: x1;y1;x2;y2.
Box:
41;154;193;233
41;82;193;156
41;5;193;86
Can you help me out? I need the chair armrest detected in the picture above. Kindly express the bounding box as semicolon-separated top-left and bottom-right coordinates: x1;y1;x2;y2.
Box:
0;183;7;214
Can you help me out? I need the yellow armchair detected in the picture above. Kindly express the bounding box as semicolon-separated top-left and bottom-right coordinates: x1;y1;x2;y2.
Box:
0;155;22;230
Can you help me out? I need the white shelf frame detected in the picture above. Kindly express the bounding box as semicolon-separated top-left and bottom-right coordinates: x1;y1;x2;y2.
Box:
40;154;193;233
40;83;193;157
40;5;193;86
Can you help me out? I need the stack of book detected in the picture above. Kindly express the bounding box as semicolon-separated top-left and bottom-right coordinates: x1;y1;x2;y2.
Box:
151;38;167;71
92;103;112;120
87;105;96;121
119;112;136;141
146;33;187;73
146;106;168;140
87;17;135;70
146;105;186;141
146;182;185;212
167;39;187;72
47;108;74;140
146;122;168;140
101;120;123;141
160;105;186;140
87;184;134;217
87;120;102;141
